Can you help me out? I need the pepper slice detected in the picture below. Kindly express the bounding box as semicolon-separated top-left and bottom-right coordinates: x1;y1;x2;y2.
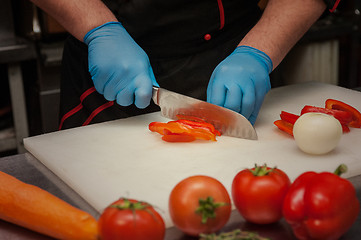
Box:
175;114;222;136
176;119;221;136
274;120;294;136
280;111;299;125
301;105;352;126
325;99;361;128
161;129;196;142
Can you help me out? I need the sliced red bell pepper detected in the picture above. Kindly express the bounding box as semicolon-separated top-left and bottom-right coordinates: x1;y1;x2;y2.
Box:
283;164;360;240
149;118;219;142
275;109;350;134
176;119;221;136
161;129;196;142
274;120;294;136
325;99;361;128
280;111;299;125
301;105;352;126
149;121;189;135
176;114;222;136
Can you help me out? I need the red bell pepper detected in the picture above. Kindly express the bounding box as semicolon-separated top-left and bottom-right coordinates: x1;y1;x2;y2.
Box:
282;164;360;240
301;105;352;126
325;99;361;128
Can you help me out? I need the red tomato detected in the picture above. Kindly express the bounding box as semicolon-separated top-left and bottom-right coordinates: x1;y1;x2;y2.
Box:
232;165;291;224
169;175;231;236
98;198;165;240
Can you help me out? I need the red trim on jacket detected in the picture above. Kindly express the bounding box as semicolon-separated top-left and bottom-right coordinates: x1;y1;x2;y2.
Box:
82;101;115;126
329;0;340;12
217;0;225;30
58;87;97;130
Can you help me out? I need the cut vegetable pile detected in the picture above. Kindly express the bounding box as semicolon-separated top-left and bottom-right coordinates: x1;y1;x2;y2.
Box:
149;115;221;142
274;99;361;136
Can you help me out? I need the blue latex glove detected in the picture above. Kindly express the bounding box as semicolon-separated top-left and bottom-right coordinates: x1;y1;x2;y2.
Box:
207;46;273;125
84;22;159;108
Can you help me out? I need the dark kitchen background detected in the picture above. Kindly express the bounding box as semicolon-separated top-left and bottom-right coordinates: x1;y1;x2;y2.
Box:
1;0;360;156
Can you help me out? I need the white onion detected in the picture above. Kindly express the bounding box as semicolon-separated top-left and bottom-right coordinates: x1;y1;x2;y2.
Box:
293;112;342;155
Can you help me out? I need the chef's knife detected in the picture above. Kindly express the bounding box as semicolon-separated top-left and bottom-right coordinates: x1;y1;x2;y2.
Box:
152;87;257;140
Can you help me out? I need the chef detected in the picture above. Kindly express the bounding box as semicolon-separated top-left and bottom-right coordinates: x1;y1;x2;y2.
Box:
30;0;339;130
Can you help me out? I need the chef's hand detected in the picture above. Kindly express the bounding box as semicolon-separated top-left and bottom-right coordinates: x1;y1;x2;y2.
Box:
207;46;273;125
84;22;159;108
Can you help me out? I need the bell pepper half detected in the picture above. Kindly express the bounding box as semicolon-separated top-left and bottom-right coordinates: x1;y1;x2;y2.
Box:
283;164;360;240
325;99;361;128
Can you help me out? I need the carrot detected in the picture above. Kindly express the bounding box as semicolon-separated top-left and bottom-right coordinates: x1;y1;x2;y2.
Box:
0;170;98;240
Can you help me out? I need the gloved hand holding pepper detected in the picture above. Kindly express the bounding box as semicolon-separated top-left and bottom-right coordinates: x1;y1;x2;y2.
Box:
207;46;273;125
84;22;159;108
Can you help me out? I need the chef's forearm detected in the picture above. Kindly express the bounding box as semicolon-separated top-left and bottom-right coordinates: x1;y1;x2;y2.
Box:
30;0;117;41
239;0;326;70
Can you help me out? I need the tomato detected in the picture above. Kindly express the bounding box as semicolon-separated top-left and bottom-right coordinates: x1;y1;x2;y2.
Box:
98;198;165;240
232;164;291;224
169;175;231;236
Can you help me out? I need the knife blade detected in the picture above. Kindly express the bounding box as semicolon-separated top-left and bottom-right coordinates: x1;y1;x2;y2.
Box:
152;86;257;140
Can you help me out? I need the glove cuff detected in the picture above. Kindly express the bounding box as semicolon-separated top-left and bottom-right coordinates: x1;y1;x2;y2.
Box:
83;22;123;44
235;46;273;73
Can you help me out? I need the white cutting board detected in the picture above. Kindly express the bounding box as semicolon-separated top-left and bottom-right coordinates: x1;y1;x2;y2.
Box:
24;82;361;227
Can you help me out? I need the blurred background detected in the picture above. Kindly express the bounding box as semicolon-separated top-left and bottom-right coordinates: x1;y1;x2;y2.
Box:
1;0;360;156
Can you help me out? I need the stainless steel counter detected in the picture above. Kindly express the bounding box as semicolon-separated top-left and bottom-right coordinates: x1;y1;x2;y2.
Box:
0;153;360;240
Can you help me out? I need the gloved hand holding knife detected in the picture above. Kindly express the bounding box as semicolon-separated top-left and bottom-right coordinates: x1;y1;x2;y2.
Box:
207;46;273;125
84;22;159;109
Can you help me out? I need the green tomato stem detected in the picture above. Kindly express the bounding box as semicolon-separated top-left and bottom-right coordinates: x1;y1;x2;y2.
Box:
110;198;148;210
195;196;228;224
250;164;275;176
